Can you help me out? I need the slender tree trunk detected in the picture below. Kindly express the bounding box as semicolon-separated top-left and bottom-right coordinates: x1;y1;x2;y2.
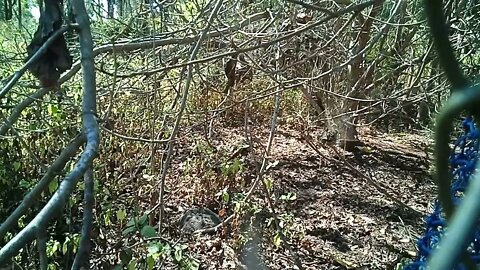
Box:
107;0;114;18
116;0;123;17
336;0;385;151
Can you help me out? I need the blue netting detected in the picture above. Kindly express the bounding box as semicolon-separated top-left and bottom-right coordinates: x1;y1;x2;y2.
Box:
404;116;480;270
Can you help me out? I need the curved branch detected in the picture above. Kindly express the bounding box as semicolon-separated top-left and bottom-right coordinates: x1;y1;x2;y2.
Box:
60;1;379;83
0;0;99;264
429;86;480;269
59;11;271;83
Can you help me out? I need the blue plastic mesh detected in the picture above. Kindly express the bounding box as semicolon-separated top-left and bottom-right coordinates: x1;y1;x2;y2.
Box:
404;116;480;269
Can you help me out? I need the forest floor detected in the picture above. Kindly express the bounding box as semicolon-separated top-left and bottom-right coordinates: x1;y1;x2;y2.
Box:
134;123;436;270
99;121;436;270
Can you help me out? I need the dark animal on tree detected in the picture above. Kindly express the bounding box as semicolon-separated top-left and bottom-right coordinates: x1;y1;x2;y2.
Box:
25;0;72;88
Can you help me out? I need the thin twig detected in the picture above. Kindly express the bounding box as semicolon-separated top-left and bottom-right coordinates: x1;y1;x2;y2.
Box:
254;33;304;270
157;0;224;234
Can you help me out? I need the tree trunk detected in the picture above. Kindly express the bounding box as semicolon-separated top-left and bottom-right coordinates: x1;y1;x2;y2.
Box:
107;0;114;18
117;0;123;17
336;0;385;151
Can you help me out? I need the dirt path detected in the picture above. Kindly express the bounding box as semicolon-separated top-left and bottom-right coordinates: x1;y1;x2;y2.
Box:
263;128;434;269
121;125;436;269
163;126;435;269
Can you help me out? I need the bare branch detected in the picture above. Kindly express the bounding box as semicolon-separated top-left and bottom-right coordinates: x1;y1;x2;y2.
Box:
0;0;99;264
284;0;333;15
157;0;224;234
71;166;94;270
36;228;48;270
59;11;271;83
61;1;379;83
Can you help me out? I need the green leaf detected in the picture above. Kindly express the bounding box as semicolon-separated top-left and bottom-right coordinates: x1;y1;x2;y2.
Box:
273;233;282;247
47;104;58;115
265;177;272;192
163;243;172;256
138;214;149;226
174;246;183;262
19;179;29;188
116;209;127;221
50;241;60;255
62;242;68;255
13;161;20;171
141;225;157;238
17;215;25;228
104;211;112;226
126;218;136;227
220;163;229;176
147;256;155;270
222;191;230;204
147;242;162;256
120;248;132;264
72;234;80;253
122;226;137;235
113;265;123;270
48;179;58;194
232;158;243;173
127;260;137;270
